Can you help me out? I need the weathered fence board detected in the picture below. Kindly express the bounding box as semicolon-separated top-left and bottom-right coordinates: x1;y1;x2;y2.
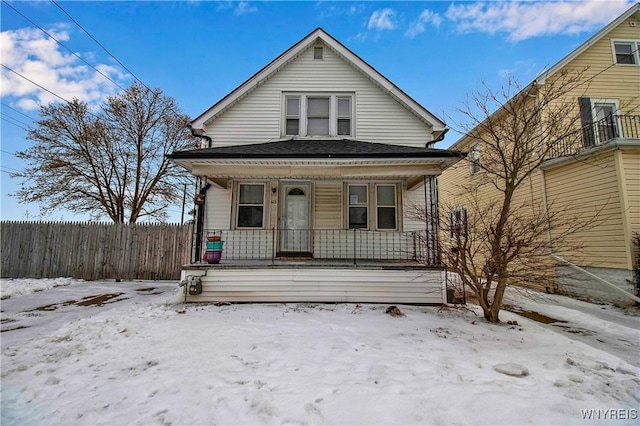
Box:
0;221;193;280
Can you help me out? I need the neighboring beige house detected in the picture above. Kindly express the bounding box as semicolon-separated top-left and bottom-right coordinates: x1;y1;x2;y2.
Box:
439;3;640;304
169;28;462;303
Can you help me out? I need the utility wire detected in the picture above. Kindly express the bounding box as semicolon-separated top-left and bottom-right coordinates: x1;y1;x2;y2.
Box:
1;63;102;120
1;63;70;104
1;0;128;92
1;113;32;129
50;0;189;121
1;116;31;132
1;102;37;121
50;0;150;92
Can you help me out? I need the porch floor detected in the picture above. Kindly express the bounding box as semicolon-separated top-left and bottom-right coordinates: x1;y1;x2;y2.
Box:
183;259;441;270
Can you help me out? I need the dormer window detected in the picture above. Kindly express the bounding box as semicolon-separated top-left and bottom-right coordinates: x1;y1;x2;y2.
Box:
314;46;323;60
285;96;300;135
283;93;354;137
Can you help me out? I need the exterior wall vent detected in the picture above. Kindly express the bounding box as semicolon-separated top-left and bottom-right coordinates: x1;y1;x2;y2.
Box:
313;46;323;60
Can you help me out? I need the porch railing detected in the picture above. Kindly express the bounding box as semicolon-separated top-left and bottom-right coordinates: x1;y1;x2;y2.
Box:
548;115;640;159
193;228;440;266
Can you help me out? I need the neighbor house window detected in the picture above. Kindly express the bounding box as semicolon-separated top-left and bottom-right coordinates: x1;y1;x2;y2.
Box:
470;144;481;174
449;207;468;239
237;184;265;228
612;40;640;65
376;185;397;230
282;93;354;137
348;185;368;229
285;96;300;136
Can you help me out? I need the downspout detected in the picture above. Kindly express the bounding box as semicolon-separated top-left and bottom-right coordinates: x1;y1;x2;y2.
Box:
190;127;212;148
194;181;212;262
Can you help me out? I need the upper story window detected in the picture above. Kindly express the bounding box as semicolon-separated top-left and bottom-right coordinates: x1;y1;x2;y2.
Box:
283;93;354;137
469;143;481;174
307;97;330;135
612;40;640;65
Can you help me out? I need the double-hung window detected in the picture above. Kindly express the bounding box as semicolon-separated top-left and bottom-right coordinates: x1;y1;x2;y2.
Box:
307;97;330;135
237;184;265;228
337;97;352;136
285;96;300;136
449;207;468;239
470;144;481;174
282;94;353;137
612;40;640;65
348;185;368;229
376;185;397;230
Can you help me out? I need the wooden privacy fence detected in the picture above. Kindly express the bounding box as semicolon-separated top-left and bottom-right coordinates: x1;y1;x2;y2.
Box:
1;221;193;280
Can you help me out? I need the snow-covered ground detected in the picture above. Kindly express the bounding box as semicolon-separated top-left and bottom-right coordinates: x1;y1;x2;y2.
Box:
1;278;638;425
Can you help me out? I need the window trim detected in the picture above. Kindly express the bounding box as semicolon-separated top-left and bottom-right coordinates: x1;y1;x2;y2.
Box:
611;39;640;66
235;182;267;229
347;183;369;230
281;93;355;137
375;184;398;231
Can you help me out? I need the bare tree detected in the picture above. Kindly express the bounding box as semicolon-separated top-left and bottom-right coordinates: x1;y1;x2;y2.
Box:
13;83;195;223
427;70;602;323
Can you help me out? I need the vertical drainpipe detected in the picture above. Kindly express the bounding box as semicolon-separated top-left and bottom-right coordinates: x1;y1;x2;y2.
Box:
190;130;213;262
194;181;212;263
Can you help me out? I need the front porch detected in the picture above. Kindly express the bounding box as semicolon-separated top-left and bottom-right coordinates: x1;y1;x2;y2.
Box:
192;228;439;266
180;228;444;304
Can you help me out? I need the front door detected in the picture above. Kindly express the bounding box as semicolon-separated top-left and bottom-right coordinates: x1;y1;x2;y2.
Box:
280;182;311;253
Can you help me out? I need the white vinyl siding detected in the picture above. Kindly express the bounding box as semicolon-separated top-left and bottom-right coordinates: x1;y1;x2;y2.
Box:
314;181;343;229
202;43;434;147
182;268;445;304
204;186;232;230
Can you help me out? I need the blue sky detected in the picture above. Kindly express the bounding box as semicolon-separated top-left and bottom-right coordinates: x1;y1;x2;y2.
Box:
1;0;635;222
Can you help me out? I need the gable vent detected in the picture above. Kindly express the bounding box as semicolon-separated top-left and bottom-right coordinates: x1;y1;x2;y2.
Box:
313;46;323;60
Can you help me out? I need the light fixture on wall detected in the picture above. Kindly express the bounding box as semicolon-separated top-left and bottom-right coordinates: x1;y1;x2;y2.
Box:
272;185;277;194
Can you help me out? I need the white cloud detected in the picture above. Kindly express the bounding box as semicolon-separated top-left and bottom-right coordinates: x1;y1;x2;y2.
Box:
367;8;396;31
445;0;635;41
406;9;442;39
0;26;129;111
234;1;257;16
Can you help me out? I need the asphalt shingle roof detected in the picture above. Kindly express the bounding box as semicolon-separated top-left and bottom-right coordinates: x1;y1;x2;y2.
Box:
168;139;463;160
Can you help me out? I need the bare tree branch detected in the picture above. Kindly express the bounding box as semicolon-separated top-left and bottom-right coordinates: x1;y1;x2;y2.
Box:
12;83;196;223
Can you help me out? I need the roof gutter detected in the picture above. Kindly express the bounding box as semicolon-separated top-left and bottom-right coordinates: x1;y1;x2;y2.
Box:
190;126;212;148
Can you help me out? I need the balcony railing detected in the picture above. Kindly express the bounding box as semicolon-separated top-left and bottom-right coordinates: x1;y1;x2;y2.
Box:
548;114;640;159
193;228;440;266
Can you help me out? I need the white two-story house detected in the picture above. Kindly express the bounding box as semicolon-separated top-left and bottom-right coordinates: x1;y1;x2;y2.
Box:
169;28;462;303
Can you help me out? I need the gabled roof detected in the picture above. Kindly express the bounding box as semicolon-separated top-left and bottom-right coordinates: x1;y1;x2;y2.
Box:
449;2;640;150
190;27;447;136
538;2;640;83
168;138;463;160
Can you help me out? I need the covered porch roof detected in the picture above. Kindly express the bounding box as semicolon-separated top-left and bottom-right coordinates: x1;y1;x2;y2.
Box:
168;138;464;189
